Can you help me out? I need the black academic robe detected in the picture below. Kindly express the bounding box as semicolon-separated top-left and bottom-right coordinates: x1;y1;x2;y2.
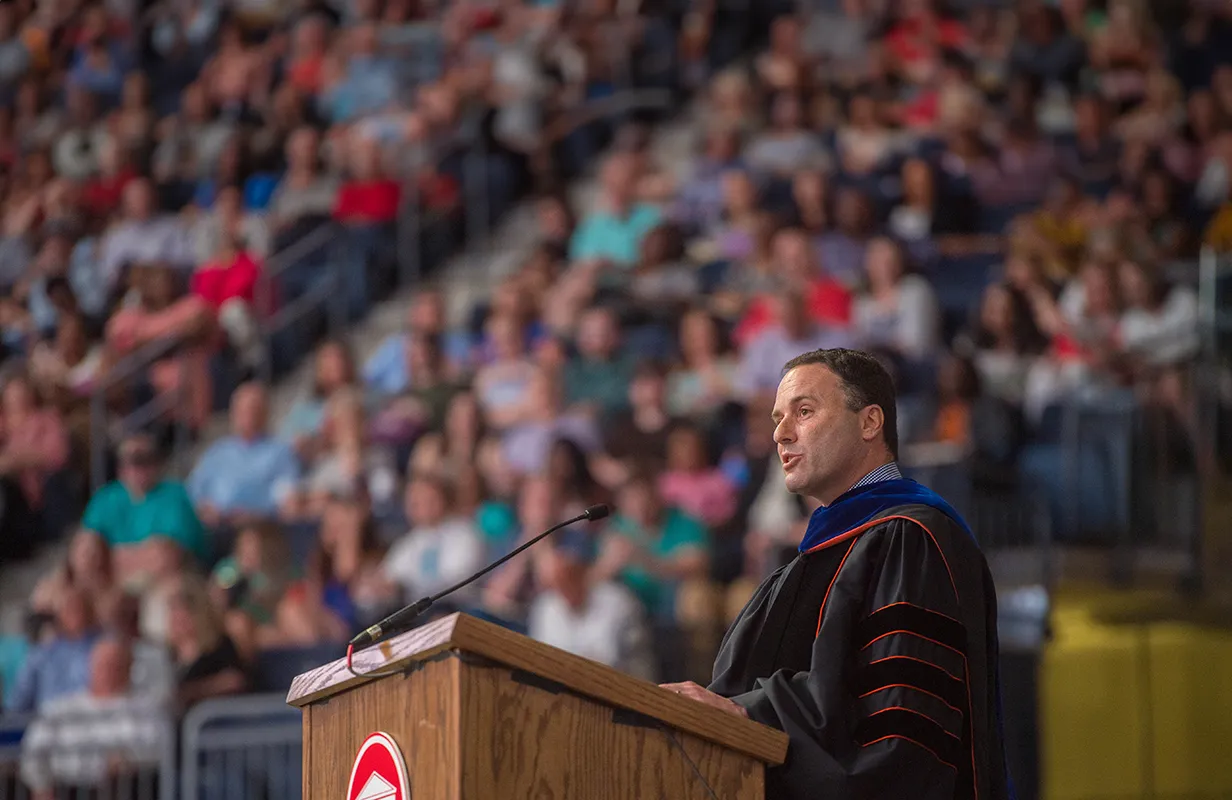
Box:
710;504;1010;800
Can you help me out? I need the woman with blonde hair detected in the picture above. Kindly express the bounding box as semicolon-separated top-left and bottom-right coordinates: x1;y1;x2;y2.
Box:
166;574;248;711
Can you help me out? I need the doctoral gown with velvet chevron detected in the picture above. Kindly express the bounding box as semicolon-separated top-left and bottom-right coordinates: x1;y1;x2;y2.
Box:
709;502;1011;800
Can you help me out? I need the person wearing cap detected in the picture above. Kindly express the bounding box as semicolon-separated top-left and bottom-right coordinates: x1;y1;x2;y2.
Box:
527;528;657;682
81;433;209;578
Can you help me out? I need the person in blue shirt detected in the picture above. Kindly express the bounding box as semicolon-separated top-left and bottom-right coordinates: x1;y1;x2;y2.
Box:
8;587;100;713
187;382;301;527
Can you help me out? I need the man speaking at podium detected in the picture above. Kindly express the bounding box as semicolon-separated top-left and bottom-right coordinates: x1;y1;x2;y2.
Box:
662;349;1013;800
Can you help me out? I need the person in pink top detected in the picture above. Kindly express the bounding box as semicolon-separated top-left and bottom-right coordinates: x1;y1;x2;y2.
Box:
657;423;737;529
107;265;216;430
0;373;69;509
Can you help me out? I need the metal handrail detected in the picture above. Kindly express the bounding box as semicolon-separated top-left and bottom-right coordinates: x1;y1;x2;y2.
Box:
81;85;686;491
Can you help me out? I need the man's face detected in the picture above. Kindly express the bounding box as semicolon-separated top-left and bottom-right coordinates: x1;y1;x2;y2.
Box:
772;365;871;502
231;386;268;440
119;443;159;493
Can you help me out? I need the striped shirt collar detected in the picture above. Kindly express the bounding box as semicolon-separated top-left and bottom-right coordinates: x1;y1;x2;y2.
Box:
848;461;903;492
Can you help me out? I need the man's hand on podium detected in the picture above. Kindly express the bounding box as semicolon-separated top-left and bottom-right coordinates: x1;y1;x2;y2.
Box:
659;681;749;718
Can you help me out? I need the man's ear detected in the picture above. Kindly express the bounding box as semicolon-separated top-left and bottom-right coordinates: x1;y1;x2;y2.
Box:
860;404;884;445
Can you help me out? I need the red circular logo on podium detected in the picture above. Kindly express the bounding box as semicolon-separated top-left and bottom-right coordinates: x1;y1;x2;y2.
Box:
347;732;410;800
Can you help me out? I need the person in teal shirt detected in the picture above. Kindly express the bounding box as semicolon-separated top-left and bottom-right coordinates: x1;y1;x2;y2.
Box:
82;434;210;565
593;473;710;618
568;152;663;267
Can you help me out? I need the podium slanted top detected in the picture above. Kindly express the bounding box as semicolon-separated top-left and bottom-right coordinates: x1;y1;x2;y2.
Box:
286;612;788;766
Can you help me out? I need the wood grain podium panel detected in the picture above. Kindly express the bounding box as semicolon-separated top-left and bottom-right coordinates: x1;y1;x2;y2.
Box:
457;657;764;800
302;657;462;800
289;613;788;768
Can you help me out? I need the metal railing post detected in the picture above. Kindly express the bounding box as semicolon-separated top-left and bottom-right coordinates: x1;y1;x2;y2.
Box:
397;170;423;290
90;391;107;493
464;133;489;253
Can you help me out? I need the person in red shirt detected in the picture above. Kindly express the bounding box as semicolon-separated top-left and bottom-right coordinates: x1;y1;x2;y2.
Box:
333;136;402;225
82;137;137;218
192;235;263;368
734;227;853;346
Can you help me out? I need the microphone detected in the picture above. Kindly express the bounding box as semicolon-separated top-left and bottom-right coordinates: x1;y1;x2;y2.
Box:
349;503;611;648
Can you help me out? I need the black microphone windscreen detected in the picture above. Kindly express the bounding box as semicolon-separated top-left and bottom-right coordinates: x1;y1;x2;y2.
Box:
583;503;611;521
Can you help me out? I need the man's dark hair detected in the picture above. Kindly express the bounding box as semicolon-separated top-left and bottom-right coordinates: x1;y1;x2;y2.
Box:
782;348;899;458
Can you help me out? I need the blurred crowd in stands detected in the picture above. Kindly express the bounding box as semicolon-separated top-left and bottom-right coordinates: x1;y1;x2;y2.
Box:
0;0;1230;794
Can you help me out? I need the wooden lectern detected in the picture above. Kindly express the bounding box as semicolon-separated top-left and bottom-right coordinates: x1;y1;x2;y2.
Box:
287;612;788;799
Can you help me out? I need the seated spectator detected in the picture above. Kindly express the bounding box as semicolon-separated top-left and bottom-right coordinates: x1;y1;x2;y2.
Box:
210;521;292;658
106;264;216;430
755;16;809;93
733;226;854;345
851;237;942;381
281;339;360;454
81;434;208;578
528;530;657;682
474;311;539;432
835;90;896;176
384;475;484;606
959;284;1047;407
363;293;462;396
187;382;301;526
99;179;194;296
738;290;855;401
924;353;983;449
888;158;977;263
28;312;104;401
746;92;829;179
628;224;699;317
190;183;272;266
9;587;100;713
563;306;637;417
689;168;762;265
672;126;744;236
594;474;709;619
816;187;875;287
165;575;248;711
269;126;339;234
373;334;461;441
569;152;663;268
667;308;739;420
1136;168;1194;262
596;361;681;485
285;387;397;517
30;530;115;622
1025;174;1094;282
82;136;137;219
481;475;560;615
20;638;167;799
0;372;69;513
658;424;737;529
333;134;400;226
502;369;600;478
98;592;175;708
1116;259;1199;370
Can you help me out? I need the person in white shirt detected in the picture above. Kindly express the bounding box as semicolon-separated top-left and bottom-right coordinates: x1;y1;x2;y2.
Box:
1116;259;1199;368
527;530;658;682
383;475;484;604
20;638;169;799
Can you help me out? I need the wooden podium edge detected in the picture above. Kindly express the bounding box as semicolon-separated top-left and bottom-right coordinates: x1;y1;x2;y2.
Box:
286;612;788;765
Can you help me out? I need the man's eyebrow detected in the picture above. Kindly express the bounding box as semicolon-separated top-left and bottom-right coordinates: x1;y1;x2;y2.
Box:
771;394;815;421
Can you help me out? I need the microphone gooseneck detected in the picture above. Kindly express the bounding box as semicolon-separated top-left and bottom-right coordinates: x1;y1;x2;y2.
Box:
348;504;611;648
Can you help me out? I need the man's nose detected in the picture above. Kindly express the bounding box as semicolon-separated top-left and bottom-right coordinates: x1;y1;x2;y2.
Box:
773;420;794;445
